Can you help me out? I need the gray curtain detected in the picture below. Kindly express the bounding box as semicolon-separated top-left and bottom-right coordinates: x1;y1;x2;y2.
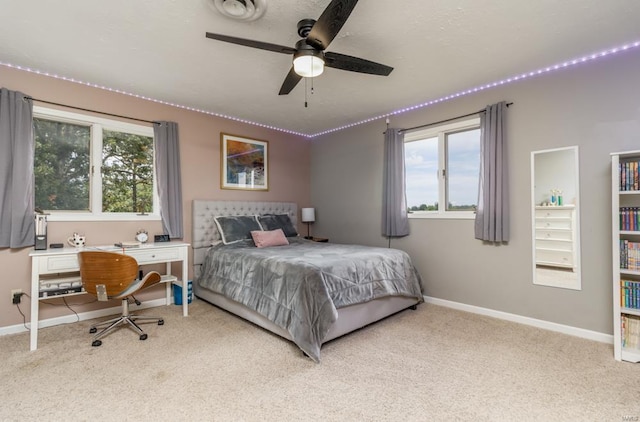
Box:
0;88;34;248
475;101;509;242
382;128;410;237
154;121;183;238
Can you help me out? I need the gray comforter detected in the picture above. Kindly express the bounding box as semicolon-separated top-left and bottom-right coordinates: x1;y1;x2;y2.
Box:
196;238;423;362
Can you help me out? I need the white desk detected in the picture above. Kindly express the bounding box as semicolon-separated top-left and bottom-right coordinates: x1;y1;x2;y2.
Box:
29;242;189;351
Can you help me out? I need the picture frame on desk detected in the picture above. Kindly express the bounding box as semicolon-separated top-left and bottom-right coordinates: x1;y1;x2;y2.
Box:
154;234;170;242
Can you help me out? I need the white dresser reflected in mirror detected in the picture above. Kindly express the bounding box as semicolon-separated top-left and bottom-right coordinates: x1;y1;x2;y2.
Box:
531;146;581;290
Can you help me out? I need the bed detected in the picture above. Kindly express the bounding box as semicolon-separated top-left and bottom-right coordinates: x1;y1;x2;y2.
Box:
192;200;423;362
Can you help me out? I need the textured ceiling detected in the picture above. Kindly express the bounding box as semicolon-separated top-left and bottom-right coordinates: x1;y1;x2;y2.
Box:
1;0;640;136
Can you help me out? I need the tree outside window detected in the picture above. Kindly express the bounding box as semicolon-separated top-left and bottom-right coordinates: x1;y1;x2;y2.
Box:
102;130;153;214
33;107;157;221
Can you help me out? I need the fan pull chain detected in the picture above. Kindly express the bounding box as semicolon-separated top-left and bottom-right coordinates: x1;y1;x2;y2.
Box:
303;75;316;108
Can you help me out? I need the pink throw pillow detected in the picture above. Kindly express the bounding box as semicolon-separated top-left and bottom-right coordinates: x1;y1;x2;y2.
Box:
251;229;289;248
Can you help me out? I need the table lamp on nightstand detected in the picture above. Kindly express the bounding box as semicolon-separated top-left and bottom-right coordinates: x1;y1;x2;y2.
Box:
301;207;315;239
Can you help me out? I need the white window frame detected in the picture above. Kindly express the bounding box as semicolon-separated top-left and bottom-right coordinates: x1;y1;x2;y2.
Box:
33;106;160;222
405;117;480;220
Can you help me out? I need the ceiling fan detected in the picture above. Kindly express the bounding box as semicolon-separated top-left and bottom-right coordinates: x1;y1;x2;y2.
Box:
205;0;393;95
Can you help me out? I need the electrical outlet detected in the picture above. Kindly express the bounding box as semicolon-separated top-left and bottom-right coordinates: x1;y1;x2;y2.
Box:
11;289;23;304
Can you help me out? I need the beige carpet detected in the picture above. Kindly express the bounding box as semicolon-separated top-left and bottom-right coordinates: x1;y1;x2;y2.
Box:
0;299;638;421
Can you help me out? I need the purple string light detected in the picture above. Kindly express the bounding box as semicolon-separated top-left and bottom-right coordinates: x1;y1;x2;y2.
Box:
2;40;638;139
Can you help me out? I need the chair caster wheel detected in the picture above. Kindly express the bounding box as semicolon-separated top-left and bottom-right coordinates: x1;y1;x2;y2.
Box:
158;319;164;326
91;340;102;347
139;334;148;341
89;327;97;334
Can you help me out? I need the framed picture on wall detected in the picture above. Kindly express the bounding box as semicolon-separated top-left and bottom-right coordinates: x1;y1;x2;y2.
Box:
220;133;269;191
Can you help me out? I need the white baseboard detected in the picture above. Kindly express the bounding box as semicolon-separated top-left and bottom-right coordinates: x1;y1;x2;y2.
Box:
2;295;612;345
0;298;168;337
424;296;613;344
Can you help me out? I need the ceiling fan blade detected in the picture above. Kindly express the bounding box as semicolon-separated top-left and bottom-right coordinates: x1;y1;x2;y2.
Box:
324;52;393;76
305;0;359;51
205;32;296;55
278;67;303;95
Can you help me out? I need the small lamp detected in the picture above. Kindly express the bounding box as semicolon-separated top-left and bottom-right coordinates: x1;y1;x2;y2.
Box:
301;208;315;239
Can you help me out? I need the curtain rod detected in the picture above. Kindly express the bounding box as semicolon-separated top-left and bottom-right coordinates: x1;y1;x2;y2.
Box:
386;102;513;134
25;96;158;125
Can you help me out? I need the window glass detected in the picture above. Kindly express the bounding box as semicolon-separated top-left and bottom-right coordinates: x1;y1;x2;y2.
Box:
33;106;158;221
404;117;480;219
34;118;91;211
102;130;154;213
405;136;438;211
446;129;480;211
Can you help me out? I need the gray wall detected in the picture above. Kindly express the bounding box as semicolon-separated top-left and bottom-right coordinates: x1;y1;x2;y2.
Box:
309;51;640;335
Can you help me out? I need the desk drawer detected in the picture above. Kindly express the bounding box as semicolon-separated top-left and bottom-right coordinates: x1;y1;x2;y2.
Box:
38;255;79;274
126;247;180;264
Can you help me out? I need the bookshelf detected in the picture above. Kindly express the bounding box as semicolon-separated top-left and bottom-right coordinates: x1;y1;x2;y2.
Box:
612;150;640;362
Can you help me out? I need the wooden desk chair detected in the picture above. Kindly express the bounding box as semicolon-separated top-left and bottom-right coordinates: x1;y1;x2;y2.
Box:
77;250;164;347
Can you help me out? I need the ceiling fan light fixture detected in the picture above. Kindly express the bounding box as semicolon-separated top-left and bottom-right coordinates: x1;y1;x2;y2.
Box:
205;0;393;94
293;50;325;78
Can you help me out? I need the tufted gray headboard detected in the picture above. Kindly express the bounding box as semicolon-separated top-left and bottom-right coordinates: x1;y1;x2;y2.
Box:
192;200;298;277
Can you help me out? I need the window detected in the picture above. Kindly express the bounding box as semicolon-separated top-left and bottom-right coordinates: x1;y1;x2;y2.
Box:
33;106;159;221
404;117;481;219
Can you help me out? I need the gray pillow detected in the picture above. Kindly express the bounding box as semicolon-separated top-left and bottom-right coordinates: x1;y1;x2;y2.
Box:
214;215;262;245
258;214;298;237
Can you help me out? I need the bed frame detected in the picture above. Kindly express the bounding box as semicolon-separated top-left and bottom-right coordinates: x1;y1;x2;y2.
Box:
192;200;420;345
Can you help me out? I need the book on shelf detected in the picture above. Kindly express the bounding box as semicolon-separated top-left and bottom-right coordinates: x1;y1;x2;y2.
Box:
619;160;640;191
620;206;640;231
621;239;628;270
621;314;640;349
619;239;640;271
621;279;640;309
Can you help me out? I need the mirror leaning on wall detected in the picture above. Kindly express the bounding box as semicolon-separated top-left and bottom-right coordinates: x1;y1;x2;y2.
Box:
531;146;581;290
